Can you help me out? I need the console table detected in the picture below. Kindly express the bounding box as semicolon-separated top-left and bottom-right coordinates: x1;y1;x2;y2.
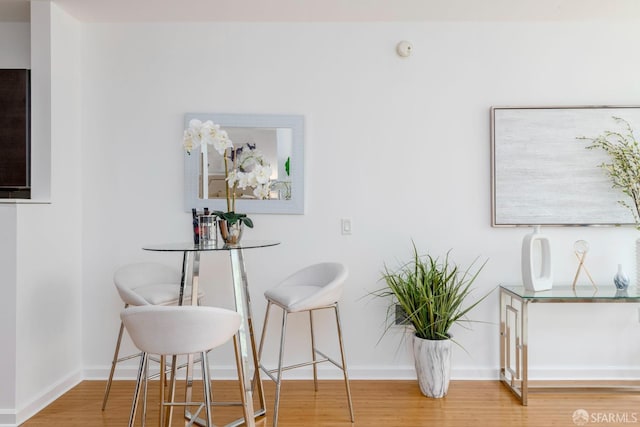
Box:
499;285;640;405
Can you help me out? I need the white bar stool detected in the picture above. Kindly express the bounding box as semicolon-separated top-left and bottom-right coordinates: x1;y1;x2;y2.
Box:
257;262;354;427
121;305;242;427
103;262;204;410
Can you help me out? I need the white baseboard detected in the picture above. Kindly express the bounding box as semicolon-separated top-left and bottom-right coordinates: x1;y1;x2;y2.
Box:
83;364;640;381
527;367;640;380
14;370;82;426
0;409;16;427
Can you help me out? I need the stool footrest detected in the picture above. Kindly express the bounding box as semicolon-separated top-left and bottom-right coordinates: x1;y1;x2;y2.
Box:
314;349;345;371
260;350;347;383
211;401;244;407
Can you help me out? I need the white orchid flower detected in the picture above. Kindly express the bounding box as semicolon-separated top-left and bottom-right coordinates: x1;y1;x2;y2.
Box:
182;129;196;154
248;172;261;188
188;118;203;131
253;184;271;200
227;170;239;188
253;164;272;184
183;121;275;215
235;171;251;189
199;121;220;146
212;130;233;155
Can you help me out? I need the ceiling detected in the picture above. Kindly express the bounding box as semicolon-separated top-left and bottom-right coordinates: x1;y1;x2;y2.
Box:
1;0;640;23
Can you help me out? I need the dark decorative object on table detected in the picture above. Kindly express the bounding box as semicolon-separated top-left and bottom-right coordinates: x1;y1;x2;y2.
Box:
191;207;212;245
192;208;199;244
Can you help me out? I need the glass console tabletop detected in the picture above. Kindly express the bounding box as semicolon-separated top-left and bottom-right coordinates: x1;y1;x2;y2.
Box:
500;285;640;302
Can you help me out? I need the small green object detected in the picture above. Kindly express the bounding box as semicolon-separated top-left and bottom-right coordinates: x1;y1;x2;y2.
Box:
285;157;290;176
212;210;254;228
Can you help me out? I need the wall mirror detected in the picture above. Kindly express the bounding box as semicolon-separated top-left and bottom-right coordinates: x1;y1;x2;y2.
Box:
184;113;304;214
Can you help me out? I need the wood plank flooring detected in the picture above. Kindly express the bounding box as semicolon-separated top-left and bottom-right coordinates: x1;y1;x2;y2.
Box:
21;380;640;426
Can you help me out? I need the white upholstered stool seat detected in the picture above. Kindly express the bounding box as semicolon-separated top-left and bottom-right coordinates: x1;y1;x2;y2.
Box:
258;262;354;427
102;262;205;410
121;305;242;427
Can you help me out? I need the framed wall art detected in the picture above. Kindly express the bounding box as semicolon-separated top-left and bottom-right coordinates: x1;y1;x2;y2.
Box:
491;106;640;227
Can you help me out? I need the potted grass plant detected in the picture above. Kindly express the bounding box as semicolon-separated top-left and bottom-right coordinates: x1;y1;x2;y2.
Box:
374;243;490;398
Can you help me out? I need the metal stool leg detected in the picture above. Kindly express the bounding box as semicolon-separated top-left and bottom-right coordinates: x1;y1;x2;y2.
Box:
255;301;272;405
334;304;354;422
257;302;272;366
309;310;318;392
232;335;248;414
103;305;128;411
202;352;213;427
159;355;166;427
273;308;288;427
142;356;149;427
129;353;147;427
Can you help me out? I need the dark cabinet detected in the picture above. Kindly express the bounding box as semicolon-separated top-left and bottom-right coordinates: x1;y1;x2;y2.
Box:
0;69;30;198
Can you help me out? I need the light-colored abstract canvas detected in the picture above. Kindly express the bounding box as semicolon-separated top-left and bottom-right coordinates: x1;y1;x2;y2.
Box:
491;106;640;226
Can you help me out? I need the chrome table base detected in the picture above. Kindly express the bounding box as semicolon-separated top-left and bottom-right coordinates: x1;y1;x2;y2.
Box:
499;285;640;406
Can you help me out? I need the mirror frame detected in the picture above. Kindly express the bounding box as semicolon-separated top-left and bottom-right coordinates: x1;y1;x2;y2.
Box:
184;113;305;214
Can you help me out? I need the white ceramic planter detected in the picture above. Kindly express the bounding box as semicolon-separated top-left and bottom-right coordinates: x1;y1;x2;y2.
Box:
413;335;452;398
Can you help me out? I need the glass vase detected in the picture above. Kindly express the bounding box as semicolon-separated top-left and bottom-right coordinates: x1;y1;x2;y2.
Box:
614;263;630;290
218;219;244;245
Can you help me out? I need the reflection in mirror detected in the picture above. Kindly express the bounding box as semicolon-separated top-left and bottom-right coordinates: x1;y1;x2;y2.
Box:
184;113;304;214
200;127;292;201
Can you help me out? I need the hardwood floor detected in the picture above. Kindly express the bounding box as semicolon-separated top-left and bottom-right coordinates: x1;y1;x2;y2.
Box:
21;379;640;426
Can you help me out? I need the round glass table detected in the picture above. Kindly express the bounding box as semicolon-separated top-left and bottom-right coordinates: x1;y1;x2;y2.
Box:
143;240;280;427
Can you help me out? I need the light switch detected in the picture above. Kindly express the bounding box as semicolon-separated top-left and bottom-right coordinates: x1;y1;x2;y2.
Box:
341;218;352;235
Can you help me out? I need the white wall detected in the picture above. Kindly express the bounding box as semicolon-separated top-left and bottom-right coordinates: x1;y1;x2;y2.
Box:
0;3;83;425
0;23;29;67
79;19;640;382
0;21;28;427
0;206;17;425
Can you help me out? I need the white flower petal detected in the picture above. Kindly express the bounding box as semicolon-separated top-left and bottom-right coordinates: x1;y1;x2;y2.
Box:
253;184;270;200
188;119;202;130
254;164;272;184
182;129;195;153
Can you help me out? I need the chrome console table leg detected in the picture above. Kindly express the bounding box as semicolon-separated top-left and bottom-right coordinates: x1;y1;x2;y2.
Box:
521;298;528;406
499;287;527;405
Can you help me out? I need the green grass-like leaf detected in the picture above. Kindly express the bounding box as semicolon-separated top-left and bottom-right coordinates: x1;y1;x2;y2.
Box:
373;242;490;342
